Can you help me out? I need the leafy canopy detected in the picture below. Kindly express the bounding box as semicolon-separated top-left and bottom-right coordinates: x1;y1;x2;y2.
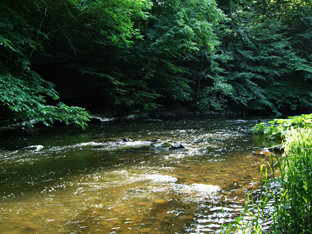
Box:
0;0;91;128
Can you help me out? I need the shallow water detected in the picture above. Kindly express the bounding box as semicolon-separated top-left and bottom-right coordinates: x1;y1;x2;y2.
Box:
0;117;274;233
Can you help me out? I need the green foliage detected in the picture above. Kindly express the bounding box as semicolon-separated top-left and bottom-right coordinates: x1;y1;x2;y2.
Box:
77;0;152;47
221;3;295;113
0;0;91;128
276;128;312;233
149;0;224;55
153;4;232;111
0;72;90;129
253;113;312;139
115;0;227;110
228;127;312;233
197;77;234;111
196;0;312;114
28;0;160;114
225;120;312;233
1;0;312;122
0;1;36;69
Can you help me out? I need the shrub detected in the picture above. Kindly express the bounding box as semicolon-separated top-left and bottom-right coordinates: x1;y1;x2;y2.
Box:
252;114;312;140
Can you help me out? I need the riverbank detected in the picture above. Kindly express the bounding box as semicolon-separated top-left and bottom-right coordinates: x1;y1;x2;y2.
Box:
91;109;246;123
0;108;248;134
227;115;312;233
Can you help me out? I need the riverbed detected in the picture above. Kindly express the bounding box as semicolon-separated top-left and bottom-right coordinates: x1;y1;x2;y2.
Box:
0;117;274;233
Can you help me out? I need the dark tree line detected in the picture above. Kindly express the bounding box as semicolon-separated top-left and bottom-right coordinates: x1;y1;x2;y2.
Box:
1;0;312;127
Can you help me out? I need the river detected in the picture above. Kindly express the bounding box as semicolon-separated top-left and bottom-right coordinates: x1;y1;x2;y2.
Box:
0;116;275;233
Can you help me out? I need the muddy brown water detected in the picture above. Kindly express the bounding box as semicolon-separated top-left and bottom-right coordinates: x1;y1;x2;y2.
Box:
0;117;276;233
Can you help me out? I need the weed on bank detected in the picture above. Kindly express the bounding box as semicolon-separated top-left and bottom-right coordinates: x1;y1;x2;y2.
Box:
224;119;312;233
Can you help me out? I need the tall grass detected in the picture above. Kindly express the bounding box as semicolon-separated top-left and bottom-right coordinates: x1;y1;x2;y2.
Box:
224;127;312;233
277;128;312;233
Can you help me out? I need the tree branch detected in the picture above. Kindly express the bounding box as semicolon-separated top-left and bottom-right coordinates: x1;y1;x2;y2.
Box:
27;0;52;62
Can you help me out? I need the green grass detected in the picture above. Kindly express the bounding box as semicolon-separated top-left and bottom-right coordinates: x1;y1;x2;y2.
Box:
224;126;312;233
277;128;312;233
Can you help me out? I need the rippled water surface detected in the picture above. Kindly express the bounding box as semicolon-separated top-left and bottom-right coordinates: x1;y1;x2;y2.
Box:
0;117;273;233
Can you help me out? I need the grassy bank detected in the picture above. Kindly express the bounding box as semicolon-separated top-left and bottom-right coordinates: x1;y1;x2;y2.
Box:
225;115;312;233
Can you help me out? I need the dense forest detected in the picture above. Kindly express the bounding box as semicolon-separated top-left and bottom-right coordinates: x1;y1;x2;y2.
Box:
1;0;312;127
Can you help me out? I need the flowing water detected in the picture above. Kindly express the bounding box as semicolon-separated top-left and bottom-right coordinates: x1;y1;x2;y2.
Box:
0;117;274;233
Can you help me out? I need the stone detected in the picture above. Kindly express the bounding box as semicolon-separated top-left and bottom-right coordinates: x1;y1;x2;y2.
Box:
169;143;185;150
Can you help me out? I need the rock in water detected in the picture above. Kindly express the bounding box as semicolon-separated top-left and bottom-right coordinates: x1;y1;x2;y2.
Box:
150;141;185;150
169;143;185;150
122;137;132;142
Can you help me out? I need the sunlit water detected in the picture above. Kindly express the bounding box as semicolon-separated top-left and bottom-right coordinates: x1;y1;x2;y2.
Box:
0;117;274;233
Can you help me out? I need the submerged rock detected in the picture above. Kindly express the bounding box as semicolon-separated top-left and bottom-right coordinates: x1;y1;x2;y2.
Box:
122;137;132;142
150;141;185;150
264;144;284;153
169;143;185;150
255;144;284;156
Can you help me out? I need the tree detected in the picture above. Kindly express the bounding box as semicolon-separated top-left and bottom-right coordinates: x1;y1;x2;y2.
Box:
1;0;311;123
130;0;226;110
30;0;156;113
0;0;90;128
44;0;226;113
196;0;312;114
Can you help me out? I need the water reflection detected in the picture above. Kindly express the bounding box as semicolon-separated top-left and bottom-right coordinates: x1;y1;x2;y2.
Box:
0;117;273;233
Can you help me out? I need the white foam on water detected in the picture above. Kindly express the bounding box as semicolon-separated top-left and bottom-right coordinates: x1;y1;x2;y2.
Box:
78;142;104;147
99;117;115;122
144;174;178;183
44;140;153;153
92;116;115;122
123;141;152;147
23;145;44;151
191;184;220;193
172;183;220;202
